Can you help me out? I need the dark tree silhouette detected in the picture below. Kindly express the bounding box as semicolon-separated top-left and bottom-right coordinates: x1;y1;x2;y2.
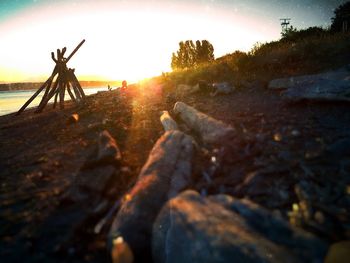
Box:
281;26;327;41
171;40;215;70
195;40;214;64
331;1;350;32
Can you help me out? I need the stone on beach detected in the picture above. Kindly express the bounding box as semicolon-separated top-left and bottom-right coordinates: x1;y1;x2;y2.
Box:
152;190;327;263
268;66;350;102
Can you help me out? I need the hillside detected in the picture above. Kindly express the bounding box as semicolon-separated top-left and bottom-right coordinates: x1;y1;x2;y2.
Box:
166;31;350;87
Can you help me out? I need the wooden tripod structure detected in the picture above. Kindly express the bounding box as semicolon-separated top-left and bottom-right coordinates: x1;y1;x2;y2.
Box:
17;39;86;115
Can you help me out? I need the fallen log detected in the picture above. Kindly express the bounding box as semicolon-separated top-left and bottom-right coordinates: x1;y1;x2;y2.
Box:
160;111;178;131
173;101;235;143
108;130;195;262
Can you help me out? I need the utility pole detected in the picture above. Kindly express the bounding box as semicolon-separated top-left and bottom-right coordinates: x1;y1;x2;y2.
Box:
280;18;291;33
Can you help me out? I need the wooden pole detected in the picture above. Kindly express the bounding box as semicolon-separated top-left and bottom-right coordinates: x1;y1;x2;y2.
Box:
38;68;58;109
72;74;86;100
36;73;62;113
66;39;85;63
71;82;82;102
66;83;77;103
16;77;51;115
59;78;66;110
68;69;85;100
53;89;60;108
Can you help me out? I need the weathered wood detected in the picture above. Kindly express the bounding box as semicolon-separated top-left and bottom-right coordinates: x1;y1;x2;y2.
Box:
59;78;66;109
61;47;67;57
69;70;86;99
16;77;52;115
18;40;85;114
38;68;58;109
160;111;178;131
51;52;57;63
66;84;76;103
173;101;235;143
36;74;62;112
53;84;60;109
66;39;85;63
71;83;82;102
108;130;195;262
38;80;53;109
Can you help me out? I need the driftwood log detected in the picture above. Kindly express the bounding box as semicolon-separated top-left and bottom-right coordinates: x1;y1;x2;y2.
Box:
108;130;195;262
160;111;178;131
173;101;235;143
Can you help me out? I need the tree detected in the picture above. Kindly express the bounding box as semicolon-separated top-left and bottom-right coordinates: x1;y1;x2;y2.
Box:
331;1;350;32
195;40;214;64
281;26;327;42
281;25;297;39
171;40;215;70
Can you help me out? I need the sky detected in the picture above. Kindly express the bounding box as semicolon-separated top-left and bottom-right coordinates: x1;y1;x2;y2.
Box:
0;0;347;83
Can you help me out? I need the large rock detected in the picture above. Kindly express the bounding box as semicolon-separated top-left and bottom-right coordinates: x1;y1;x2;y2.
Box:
268;66;350;102
211;82;235;96
153;190;327;263
109;131;195;262
268;66;350;90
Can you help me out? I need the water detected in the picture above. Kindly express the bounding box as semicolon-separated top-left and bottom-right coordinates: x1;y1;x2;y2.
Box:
0;87;108;116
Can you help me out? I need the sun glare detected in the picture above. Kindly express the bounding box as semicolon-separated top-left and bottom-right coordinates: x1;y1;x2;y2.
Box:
0;0;279;83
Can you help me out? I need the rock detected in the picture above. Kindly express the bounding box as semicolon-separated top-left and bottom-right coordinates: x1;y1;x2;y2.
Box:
97;130;122;164
268;66;350;102
233;168;292;207
66;113;79;125
282;79;350;102
173;101;235;143
153;190;327;263
108;131;195;262
268;66;350;90
211;82;235;96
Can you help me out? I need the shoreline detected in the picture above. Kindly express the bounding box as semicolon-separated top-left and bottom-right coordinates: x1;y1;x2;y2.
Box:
0;81;122;91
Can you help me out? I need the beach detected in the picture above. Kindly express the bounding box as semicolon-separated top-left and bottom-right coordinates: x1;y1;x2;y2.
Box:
1;80;349;262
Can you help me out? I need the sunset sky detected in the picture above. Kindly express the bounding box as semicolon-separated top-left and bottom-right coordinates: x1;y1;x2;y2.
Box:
0;0;346;83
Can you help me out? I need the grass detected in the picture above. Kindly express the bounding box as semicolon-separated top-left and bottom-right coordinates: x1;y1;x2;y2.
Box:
163;31;350;88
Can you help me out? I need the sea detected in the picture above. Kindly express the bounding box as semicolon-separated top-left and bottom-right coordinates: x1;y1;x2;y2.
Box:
0;87;108;116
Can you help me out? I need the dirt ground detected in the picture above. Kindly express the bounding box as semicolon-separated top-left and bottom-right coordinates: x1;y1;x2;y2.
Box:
0;81;349;262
